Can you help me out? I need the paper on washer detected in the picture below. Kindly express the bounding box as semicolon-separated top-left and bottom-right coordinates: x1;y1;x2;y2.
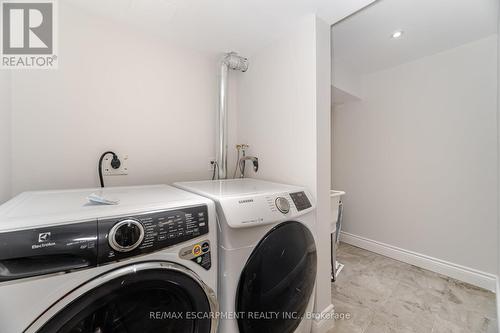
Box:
87;192;120;205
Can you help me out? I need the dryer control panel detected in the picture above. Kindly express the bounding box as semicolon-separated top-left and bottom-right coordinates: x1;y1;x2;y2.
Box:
98;205;209;264
218;190;315;229
289;191;312;211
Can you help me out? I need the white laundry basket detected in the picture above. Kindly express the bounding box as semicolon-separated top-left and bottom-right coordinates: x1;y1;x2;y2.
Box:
331;190;345;281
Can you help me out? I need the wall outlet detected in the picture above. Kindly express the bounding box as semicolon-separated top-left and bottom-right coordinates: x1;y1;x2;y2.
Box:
103;154;129;176
209;157;216;171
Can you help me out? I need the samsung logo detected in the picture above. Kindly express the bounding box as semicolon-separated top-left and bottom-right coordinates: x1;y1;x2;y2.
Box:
238;199;254;204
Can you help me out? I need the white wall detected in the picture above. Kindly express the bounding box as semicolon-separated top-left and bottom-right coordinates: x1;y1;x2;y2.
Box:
332;59;363;99
314;16;333;331
238;17;316;186
10;3;225;195
0;71;11;203
497;3;500;324
333;36;498;281
237;14;333;331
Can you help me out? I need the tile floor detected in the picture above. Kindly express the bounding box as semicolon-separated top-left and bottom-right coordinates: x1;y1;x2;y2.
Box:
330;243;497;333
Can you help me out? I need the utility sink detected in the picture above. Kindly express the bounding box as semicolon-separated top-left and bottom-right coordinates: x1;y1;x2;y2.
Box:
330;190;345;233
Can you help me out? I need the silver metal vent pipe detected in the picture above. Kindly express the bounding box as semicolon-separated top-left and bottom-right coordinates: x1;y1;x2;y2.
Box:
216;52;248;179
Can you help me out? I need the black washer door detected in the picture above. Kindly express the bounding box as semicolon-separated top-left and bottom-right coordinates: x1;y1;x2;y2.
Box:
236;221;317;333
37;267;212;333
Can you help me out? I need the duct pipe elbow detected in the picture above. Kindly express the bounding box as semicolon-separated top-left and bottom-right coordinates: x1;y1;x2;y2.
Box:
224;52;249;72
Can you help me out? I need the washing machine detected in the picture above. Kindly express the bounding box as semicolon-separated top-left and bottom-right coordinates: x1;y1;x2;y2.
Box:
174;179;317;333
0;185;218;333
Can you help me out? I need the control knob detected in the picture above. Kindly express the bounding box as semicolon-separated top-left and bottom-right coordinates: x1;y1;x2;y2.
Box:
275;197;290;214
109;219;145;252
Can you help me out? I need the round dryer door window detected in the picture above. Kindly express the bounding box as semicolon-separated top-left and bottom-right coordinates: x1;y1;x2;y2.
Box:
31;262;217;333
236;221;317;333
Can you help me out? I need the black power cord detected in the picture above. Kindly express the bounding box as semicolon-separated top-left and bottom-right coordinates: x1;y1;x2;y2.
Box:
98;151;121;188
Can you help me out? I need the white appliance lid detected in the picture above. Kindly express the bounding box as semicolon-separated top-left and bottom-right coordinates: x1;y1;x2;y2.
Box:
174;179;305;200
0;185;209;232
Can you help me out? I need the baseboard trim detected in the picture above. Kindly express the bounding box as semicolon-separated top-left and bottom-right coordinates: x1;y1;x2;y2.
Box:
311;304;335;333
340;231;497;292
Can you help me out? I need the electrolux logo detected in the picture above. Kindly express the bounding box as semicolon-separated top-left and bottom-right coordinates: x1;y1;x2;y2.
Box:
1;0;58;69
32;231;55;249
38;231;51;243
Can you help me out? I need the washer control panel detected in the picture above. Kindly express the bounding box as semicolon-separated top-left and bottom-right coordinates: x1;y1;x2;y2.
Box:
98;205;209;264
